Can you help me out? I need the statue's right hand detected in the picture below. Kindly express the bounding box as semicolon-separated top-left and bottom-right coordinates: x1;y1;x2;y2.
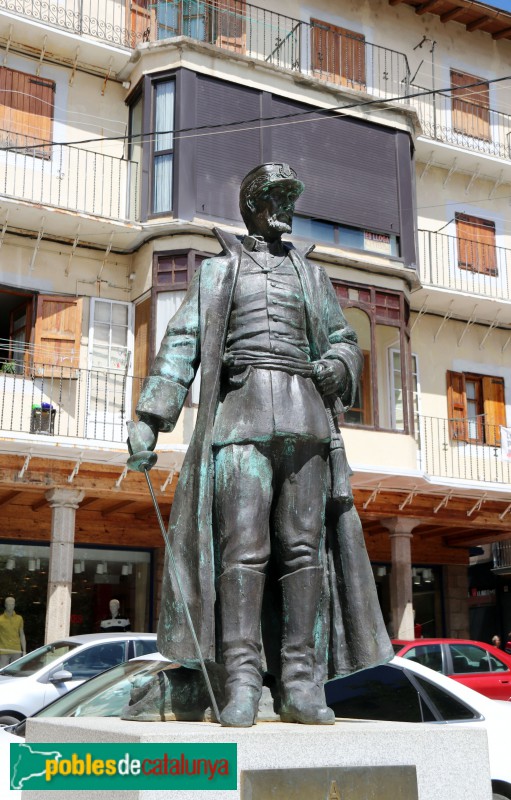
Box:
126;419;159;471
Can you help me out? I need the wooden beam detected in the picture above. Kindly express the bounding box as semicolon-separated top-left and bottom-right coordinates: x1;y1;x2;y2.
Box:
416;0;443;15
31;496;48;511
466;15;490;31
440;7;465;22
0;490;22;507
101;500;133;517
389;0;406;5
493;26;511;39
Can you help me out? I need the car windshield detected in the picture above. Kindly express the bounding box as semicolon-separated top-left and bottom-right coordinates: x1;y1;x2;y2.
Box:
42;659;173;717
0;642;78;677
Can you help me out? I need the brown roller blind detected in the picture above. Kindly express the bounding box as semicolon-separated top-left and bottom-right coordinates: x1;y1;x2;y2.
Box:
483;376;506;446
0;66;55;158
455;213;497;276
451;69;490;142
446;370;468;442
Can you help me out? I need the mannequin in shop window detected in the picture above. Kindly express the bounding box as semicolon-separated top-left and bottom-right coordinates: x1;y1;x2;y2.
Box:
0;597;26;667
100;599;130;633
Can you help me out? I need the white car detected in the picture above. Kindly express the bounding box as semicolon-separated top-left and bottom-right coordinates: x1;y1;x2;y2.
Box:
1;654;510;799
0;632;157;725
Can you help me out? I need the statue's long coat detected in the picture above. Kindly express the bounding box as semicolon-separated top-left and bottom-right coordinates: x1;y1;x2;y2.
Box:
137;229;393;679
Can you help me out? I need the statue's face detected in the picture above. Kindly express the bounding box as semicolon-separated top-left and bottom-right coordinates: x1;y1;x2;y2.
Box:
249;184;297;242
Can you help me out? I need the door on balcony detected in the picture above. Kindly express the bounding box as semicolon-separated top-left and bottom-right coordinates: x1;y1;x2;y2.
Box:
126;0;155;45
87;299;133;443
455;213;497;276
311;19;365;89
451;70;490;142
211;0;246;53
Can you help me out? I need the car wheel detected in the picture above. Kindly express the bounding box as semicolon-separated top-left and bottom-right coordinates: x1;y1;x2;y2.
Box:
0;714;22;726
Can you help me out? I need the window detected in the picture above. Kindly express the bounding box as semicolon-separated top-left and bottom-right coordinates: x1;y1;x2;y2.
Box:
152;80;175;214
62;641;126;680
0;66;55;158
345;351;372;426
455;213;497;276
401;644;443;673
154;251;206;405
390;350;419;434
448;643;491;674
451;69;490;142
292;216;400;256
87;299;132;442
414;676;479;721
334;283;412;433
446;370;506;446
325;664;435;723
311;19;365;89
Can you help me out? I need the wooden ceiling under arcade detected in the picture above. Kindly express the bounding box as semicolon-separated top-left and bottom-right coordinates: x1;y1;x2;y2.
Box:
389;0;511;40
0;454;509;564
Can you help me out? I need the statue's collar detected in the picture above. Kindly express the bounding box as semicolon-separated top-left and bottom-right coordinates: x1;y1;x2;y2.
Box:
242;235;285;256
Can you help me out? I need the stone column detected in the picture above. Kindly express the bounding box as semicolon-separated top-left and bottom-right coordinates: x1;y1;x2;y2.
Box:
45;488;84;643
381;517;421;640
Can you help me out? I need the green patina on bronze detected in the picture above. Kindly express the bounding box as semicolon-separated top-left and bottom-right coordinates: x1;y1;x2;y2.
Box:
126;163;394;728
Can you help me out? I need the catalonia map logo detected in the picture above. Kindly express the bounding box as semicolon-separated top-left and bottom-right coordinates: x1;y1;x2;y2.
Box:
10;742;237;790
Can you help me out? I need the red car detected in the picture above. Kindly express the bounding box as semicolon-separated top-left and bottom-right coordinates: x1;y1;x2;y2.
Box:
392;638;511;701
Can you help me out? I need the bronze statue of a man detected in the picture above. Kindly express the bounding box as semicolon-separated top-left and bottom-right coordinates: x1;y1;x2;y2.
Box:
127;163;393;727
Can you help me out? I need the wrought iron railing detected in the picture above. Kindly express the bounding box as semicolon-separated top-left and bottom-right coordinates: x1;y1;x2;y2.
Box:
0;0;410;99
411;83;511;160
0;129;138;221
418;229;511;301
0;361;144;444
419;415;511;485
493;541;511;570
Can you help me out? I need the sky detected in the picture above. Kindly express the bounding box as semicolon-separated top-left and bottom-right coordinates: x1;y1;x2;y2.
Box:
489;0;511;10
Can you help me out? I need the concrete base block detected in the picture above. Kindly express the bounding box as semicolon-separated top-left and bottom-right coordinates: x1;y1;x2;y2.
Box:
21;716;492;800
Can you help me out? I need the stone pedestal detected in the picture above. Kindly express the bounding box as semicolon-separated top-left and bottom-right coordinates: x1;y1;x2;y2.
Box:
21;716;492;800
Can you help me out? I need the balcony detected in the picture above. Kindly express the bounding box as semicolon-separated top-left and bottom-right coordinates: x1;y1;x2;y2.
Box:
0;360;143;445
0;130;139;222
412;83;511;161
0;0;410;100
493;541;511;574
418;229;511;302
419;415;511;487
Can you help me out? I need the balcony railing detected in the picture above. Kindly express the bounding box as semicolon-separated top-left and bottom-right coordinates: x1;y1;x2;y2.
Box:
0;130;139;221
0;0;410;99
0;361;143;444
419;415;511;486
418;229;511;301
493;541;511;571
412;83;511;160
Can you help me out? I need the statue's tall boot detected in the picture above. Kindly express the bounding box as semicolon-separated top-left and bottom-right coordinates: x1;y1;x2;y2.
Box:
279;566;335;725
219;567;265;727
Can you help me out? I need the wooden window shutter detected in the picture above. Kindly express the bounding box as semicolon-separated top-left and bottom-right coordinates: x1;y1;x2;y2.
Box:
340;27;365;89
0;66;55;158
214;0;246;54
446;370;468;441
311;20;365;88
483;376;506;446
311;19;341;81
451;69;490;142
33;295;82;374
132;296;151;413
455;214;496;276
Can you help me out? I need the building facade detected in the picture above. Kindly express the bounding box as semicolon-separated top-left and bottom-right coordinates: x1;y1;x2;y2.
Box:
0;0;510;651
